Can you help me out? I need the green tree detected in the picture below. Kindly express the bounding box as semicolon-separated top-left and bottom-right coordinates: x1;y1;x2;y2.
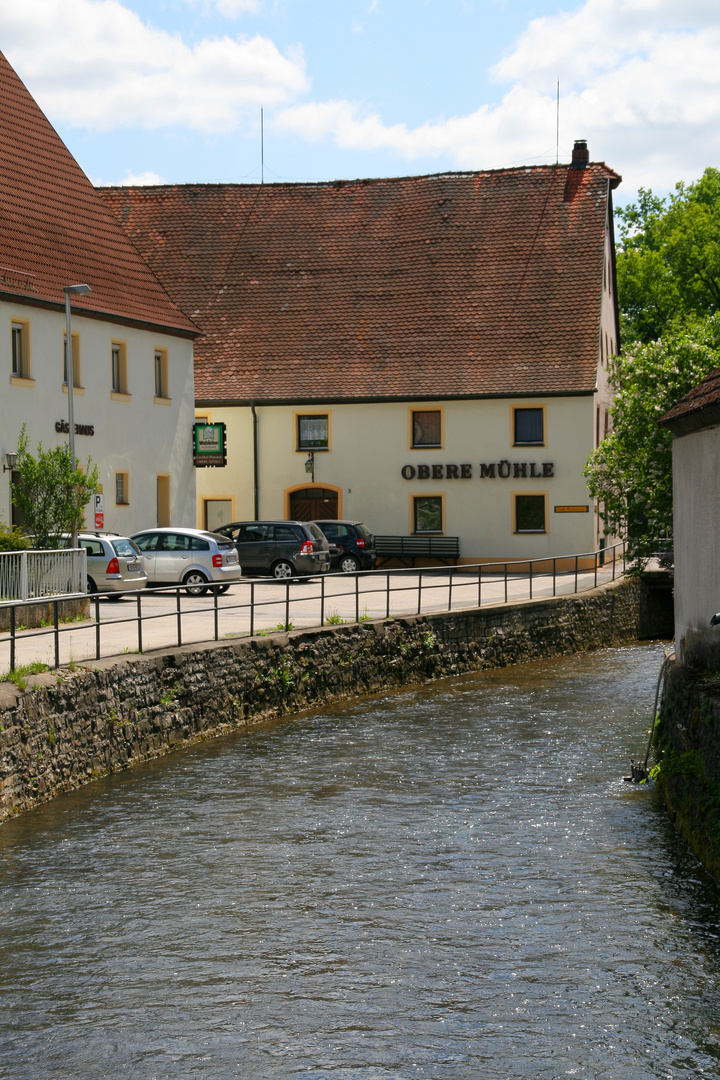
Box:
10;425;99;549
617;168;720;343
584;316;720;563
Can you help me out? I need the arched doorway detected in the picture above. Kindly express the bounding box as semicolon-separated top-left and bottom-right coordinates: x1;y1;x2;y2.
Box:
289;487;339;521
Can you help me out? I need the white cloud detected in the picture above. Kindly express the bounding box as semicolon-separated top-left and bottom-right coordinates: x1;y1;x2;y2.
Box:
1;0;307;133
276;0;720;193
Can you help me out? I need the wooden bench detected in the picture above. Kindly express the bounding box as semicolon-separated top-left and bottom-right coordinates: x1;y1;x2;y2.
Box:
374;535;460;567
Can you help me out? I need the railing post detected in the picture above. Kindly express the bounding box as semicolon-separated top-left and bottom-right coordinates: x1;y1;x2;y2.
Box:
417;568;423;615
594;549;598;589
285;580;290;631
250;581;255;637
386;572;390;620
321;573;325;626
137;592;143;654
10;605;15;671
529;559;533;600
95;594;101;660
574;555;579;593
553;557;556;597
176;588;182;647
448;567;454;612
53;600;59;669
213;587;219;641
478;563;482;608
355;572;359;624
612;543;616;581
504;563;508;604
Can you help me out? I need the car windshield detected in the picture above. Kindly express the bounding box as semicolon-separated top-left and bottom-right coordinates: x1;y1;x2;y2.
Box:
112;539;140;558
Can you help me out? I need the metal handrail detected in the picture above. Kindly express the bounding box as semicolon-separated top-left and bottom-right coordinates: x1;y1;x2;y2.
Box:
1;540;628;671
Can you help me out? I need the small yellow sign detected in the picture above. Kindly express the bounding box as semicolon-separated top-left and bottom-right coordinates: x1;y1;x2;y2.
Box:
554;505;589;513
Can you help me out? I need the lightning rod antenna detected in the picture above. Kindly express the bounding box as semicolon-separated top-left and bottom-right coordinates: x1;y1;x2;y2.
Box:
261;107;264;185
556;81;560;165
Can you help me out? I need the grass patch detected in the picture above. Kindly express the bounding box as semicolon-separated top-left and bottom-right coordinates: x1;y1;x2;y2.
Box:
2;662;50;690
257;623;293;636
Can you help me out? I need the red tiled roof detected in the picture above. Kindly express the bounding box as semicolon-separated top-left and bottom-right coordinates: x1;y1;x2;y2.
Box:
100;161;621;402
659;365;720;436
0;51;196;336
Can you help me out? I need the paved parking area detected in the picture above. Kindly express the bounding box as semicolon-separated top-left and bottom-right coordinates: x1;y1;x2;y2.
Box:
1;562;625;671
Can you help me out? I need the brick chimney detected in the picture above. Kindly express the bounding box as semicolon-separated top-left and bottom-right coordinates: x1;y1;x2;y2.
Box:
571;139;589;169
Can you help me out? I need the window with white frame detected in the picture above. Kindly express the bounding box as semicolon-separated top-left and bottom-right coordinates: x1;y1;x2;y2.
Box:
11;321;30;378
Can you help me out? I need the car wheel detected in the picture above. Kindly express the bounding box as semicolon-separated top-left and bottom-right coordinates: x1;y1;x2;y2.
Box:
87;577;97;594
214;584;231;594
272;560;294;580
183;570;210;596
339;553;360;574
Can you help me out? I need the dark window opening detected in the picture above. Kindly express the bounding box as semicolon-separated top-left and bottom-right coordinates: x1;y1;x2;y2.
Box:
412;410;441;448
515;495;546;533
514;408;543;445
298;415;328;450
414;496;443;533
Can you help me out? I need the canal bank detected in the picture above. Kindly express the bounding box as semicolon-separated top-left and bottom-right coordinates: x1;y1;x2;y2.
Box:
654;665;720;879
0;576;660;822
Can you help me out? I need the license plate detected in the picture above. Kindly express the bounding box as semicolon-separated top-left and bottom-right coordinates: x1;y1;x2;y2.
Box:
226;552;238;564
126;561;140;572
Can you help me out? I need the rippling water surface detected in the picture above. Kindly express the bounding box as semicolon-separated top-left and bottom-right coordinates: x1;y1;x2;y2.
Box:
1;643;720;1079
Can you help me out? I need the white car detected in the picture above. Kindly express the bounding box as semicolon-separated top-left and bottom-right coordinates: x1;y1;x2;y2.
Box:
131;527;243;595
76;533;148;596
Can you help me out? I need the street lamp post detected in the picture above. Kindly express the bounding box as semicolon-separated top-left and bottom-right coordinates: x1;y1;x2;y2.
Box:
64;283;91;548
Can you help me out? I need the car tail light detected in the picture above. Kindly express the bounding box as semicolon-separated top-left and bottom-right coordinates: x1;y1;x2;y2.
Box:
355;537;365;548
213;554;223;568
106;557;120;574
300;540;313;554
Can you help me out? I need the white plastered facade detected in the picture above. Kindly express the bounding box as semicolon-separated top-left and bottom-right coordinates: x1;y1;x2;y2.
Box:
1;300;196;535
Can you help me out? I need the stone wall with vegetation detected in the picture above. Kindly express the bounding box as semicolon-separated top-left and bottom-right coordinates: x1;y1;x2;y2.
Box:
654;665;720;879
1;577;647;822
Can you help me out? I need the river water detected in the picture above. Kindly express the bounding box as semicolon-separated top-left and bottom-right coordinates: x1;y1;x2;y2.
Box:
1;643;719;1080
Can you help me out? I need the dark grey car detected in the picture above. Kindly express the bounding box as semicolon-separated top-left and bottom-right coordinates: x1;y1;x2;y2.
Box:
217;521;330;579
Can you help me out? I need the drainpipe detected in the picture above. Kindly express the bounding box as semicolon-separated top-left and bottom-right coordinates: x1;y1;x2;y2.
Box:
251;402;259;520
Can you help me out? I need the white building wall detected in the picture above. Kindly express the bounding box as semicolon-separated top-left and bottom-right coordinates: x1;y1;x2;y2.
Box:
195;395;599;562
672;424;720;665
1;301;196;535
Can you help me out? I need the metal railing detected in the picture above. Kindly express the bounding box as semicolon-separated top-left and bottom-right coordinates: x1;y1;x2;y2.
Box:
1;541;627;672
0;548;86;603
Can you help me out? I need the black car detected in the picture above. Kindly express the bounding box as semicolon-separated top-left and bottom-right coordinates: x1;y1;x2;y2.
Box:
312;520;377;573
217;520;330;579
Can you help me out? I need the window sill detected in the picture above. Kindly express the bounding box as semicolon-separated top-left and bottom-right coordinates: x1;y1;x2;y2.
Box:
10;375;34;387
115;503;130;508
413;531;444;536
297;447;329;453
513;442;545;448
62;384;85;395
111;391;132;402
515;529;546;534
154;395;172;406
411;444;443;451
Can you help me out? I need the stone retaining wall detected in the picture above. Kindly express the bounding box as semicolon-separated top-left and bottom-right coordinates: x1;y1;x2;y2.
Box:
1;578;645;822
654;665;720;879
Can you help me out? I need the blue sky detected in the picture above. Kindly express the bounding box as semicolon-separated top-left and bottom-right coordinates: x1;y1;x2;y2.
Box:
3;0;720;202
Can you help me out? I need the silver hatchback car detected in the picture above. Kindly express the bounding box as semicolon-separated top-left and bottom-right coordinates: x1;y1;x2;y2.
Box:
131;527;243;595
78;533;148;595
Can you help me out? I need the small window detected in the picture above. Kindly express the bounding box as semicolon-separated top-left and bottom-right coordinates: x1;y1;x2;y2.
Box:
414;496;443;534
62;333;81;388
515;495;546;533
111;343;128;395
189;536;210;552
412;410;441;448
154;349;169;400
115;472;129;506
239;524;272;543
274;524;301;542
11;322;30;378
298;415;328;450
79;539;105;557
134;532;160;552
514;408;543;445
